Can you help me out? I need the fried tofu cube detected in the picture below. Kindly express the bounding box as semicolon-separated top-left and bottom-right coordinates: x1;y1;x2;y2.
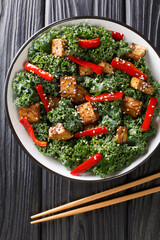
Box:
98;62;114;74
19;103;40;122
49;123;73;140
115;126;128;144
48;96;61;109
72;84;90;104
52;38;67;57
130;77;154;95
125;43;147;61
79;66;93;76
77;102;99;125
122;96;142;118
60;76;78;99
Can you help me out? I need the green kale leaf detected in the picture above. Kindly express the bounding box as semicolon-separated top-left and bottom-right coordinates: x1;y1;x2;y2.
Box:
13;71;60;107
47;98;83;133
37;140;75;165
80;71;131;96
96;100;122;133
28;52;77;79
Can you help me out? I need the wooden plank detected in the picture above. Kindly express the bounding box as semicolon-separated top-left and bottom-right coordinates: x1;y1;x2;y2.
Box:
44;0;125;25
126;0;160;52
1;0;159;239
125;0;160;239
126;149;160;240
0;0;45;239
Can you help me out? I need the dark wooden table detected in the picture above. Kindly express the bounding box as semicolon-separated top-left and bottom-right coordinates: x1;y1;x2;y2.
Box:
1;0;160;239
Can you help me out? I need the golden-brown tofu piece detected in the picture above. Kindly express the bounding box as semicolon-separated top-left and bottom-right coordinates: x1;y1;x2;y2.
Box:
72;84;90;104
60;76;78;100
49;123;73;140
52;39;67;57
130;77;154;95
48;96;61;109
125;43;147;61
98;62;114;74
77;101;99;125
115;126;128;144
122;96;142;118
19;103;40;122
79;66;93;76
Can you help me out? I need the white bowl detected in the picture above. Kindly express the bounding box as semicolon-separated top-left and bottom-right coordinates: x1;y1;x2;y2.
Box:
5;17;160;182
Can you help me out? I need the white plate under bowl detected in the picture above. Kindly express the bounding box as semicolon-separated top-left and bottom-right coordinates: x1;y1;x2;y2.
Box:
5;17;160;182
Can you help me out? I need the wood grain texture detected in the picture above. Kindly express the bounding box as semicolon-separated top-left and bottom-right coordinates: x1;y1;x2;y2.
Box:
126;0;160;53
125;1;160;239
0;0;45;239
0;0;160;239
45;0;125;25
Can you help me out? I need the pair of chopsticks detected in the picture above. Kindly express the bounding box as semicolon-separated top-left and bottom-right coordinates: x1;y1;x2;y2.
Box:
30;172;160;224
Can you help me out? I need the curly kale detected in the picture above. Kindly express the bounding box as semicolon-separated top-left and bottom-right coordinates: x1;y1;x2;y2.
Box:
37;140;75;164
61;24;131;63
29;23;131;64
123;114;156;146
114;41;132;57
13;71;60;107
79;71;131;96
68;138;94;170
32;122;50;142
91;138;143;177
13;72;39;107
47;98;83;133
29;28;59;55
28;52;77;79
96;100;122;133
13;23;160;178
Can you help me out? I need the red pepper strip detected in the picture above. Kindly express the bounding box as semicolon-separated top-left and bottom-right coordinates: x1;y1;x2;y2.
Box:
111;58;147;80
25;62;53;81
74;126;108;138
67;55;103;75
70;153;102;176
20;118;47;146
141;97;157;131
36;85;51;113
86;91;123;102
78;38;100;48
109;30;124;41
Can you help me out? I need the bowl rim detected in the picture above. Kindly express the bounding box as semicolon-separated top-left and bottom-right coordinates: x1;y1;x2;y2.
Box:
4;16;160;182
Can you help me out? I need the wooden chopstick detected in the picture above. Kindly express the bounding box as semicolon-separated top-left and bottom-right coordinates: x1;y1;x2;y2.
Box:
31;172;160;221
30;186;160;224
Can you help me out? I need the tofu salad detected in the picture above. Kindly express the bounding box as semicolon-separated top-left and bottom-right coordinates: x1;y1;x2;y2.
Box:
13;24;160;177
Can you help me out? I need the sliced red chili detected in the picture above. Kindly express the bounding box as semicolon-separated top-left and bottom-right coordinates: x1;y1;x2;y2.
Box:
74;126;108;138
109;30;124;41
86;91;123;102
20;118;47;146
141;97;157;131
25;62;53;81
78;38;100;48
36;85;51;113
111;58;147;80
70;153;102;176
67;55;103;75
